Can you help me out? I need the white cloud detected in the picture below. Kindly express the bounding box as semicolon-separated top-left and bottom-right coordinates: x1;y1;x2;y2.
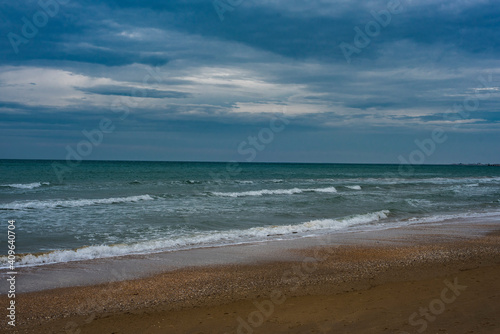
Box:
0;67;113;108
230;102;323;115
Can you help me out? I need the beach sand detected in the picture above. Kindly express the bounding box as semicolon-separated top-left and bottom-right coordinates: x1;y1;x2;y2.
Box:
2;223;500;333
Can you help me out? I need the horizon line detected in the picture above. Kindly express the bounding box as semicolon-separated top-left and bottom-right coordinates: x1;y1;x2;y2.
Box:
0;158;498;166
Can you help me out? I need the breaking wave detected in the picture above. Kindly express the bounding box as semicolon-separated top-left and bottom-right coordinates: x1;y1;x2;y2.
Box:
211;186;338;197
1;182;49;189
0;195;154;210
1;210;390;268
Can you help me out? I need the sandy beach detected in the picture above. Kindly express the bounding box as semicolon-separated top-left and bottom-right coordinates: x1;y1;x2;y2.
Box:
2;221;500;334
2;0;500;332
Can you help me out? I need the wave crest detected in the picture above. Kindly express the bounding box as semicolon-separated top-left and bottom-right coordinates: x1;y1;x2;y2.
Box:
0;195;154;210
1;182;49;189
212;186;337;197
0;210;390;268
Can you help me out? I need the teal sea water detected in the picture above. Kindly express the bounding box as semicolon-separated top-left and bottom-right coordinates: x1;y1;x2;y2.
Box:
1;160;499;267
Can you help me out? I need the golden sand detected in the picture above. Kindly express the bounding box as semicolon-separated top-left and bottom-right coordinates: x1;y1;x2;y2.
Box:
2;228;500;333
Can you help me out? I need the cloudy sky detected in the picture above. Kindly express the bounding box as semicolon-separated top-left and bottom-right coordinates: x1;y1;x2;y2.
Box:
1;0;499;163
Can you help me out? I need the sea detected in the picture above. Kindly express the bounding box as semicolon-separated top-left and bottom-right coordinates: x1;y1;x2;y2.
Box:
1;160;499;268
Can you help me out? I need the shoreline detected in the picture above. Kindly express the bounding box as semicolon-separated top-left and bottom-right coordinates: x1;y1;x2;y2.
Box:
4;210;499;274
1;220;500;333
2;214;499;294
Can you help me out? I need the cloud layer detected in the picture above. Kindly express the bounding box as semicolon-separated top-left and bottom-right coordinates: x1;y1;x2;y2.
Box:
0;0;499;163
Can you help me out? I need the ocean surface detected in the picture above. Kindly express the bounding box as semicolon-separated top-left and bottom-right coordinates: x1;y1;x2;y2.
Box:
1;160;499;268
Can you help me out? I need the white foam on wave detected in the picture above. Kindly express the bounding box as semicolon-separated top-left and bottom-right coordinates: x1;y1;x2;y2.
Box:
0;195;154;210
1;210;390;268
363;176;500;186
1;182;49;189
405;198;433;207
212;186;337;197
212;188;303;197
405;210;500;225
312;187;338;193
235;180;254;184
345;185;362;190
270;209;390;234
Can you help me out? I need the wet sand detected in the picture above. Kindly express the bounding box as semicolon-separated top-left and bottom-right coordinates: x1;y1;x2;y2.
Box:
2;223;500;333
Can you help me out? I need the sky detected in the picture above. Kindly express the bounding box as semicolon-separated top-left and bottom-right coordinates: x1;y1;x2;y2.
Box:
0;0;499;164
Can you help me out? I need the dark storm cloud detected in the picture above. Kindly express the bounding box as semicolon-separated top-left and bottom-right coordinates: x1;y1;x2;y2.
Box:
3;0;499;66
0;0;499;162
93;0;500;62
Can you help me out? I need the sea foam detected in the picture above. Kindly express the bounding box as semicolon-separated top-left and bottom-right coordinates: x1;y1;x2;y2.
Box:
1;210;390;268
212;186;337;197
1;182;49;189
0;195;154;210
